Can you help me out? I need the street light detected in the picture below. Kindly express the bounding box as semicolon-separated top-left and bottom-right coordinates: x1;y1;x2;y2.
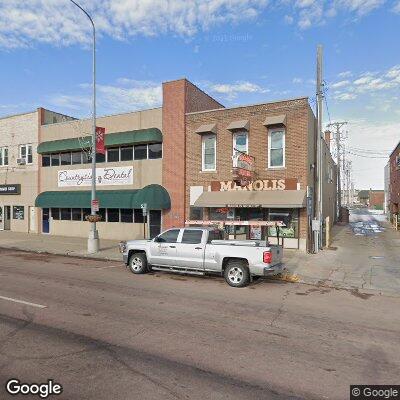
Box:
69;0;99;253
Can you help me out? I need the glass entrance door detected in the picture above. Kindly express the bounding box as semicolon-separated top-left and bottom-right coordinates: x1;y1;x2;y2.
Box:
149;210;161;238
4;206;11;230
42;208;50;234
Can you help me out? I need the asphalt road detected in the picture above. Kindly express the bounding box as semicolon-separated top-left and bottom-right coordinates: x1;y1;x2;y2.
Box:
0;249;399;400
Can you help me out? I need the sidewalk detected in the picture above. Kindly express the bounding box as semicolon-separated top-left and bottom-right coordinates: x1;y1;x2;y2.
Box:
284;212;400;296
0;231;121;261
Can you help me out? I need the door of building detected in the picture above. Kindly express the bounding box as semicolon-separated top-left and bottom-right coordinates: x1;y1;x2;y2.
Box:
3;206;11;230
149;210;161;239
0;207;3;230
42;208;50;234
29;207;36;233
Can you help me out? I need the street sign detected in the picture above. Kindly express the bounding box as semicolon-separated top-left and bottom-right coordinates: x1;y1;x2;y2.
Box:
91;199;99;212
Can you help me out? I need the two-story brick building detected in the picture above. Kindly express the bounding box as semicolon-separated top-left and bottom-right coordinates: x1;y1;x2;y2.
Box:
184;97;337;251
389;141;400;222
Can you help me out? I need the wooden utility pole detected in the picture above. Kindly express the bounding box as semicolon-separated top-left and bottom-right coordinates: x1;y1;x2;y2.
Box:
327;121;347;219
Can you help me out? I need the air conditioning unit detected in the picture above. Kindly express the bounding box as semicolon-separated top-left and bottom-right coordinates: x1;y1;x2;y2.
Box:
17;158;26;165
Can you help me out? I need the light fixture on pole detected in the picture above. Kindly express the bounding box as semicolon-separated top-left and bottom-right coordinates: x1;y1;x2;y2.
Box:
69;0;99;253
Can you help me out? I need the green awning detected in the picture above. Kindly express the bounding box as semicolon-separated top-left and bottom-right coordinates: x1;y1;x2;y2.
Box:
37;128;162;154
35;184;170;210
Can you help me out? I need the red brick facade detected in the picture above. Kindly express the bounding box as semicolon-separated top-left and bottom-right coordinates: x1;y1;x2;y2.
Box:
162;79;223;229
185;98;315;248
389;142;400;213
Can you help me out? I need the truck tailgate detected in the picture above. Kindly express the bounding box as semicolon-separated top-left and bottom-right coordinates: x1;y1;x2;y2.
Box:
269;245;283;265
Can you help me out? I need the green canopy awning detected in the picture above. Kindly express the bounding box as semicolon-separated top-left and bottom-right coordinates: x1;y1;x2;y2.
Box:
35;184;170;210
37;128;162;154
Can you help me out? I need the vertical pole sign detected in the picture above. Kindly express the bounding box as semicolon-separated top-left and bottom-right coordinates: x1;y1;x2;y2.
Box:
91;199;99;213
141;203;147;239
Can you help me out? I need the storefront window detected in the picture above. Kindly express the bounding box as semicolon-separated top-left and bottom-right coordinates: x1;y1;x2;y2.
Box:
98;208;106;222
148;143;162;159
268;209;299;238
51;153;60;166
134;145;147;160
96;153;106;163
60;208;71;220
134;209;145;223
190;207;203;220
60;152;72;165
209;207;228;221
42;154;51;167
71;152;82;165
121;209;133;223
13;206;24;220
51;208;60;220
121;146;133;161
107;147;120;162
71;208;82;221
107;209;120;222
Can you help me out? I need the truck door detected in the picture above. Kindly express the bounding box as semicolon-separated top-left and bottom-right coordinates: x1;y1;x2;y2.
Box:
148;229;180;266
174;229;205;270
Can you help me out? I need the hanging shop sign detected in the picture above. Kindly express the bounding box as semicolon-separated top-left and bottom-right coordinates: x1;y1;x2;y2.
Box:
211;178;298;192
0;184;21;195
232;152;255;187
58;167;133;187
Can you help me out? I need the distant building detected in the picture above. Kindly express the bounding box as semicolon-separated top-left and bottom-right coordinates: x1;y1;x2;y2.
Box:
357;190;369;206
384;161;390;216
369;190;384;210
389;141;400;219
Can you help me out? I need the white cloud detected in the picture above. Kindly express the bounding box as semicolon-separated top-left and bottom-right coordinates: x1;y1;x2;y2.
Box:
49;79;162;116
0;0;269;48
331;80;349;88
284;14;294;24
393;1;400;13
332;65;400;102
338;71;352;78
286;0;385;29
292;77;303;84
204;80;269;100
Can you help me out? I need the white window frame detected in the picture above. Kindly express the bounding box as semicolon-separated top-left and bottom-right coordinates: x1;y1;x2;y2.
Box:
19;144;33;165
202;134;216;172
268;128;285;169
232;131;248;155
0;147;8;166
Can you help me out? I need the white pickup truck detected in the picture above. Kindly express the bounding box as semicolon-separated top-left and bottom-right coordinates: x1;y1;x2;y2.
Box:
119;227;283;287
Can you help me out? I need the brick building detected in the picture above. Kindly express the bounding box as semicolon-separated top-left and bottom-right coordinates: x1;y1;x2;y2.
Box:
369;190;384;210
389;141;400;217
1;78;337;250
184;96;337;251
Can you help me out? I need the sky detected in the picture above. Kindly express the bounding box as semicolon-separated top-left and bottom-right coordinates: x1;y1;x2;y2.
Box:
0;0;399;190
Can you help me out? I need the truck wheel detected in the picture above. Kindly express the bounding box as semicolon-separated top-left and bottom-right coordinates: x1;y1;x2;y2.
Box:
224;260;250;287
128;253;148;274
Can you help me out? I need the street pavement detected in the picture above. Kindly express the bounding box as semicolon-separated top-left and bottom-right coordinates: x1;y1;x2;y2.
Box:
286;208;400;295
1;248;400;399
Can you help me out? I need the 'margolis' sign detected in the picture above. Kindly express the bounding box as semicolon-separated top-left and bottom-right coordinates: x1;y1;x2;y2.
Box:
211;178;298;191
58;167;133;187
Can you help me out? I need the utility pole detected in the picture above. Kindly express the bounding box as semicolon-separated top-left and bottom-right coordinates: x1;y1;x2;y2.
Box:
327;121;347;219
314;44;324;252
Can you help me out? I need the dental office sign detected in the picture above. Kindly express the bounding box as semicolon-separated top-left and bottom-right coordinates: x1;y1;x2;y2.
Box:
58;167;133;187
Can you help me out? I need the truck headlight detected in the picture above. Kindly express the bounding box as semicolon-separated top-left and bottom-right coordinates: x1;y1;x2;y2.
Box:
119;241;127;253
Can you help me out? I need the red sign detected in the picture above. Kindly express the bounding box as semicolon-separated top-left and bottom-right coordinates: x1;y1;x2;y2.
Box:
232;151;254;187
96;127;105;155
91;199;99;212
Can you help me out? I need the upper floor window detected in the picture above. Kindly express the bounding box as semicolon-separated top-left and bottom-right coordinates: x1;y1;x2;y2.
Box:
233;131;248;155
19;144;33;164
268;129;285;168
202;134;216;171
0;147;9;166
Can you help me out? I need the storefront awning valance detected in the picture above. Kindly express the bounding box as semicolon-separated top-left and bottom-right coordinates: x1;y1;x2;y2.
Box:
194;190;306;208
263;114;286;126
35;184;171;209
37;128;162;154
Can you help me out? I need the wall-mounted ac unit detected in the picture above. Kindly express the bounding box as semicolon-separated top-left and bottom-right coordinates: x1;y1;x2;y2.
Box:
16;158;26;165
